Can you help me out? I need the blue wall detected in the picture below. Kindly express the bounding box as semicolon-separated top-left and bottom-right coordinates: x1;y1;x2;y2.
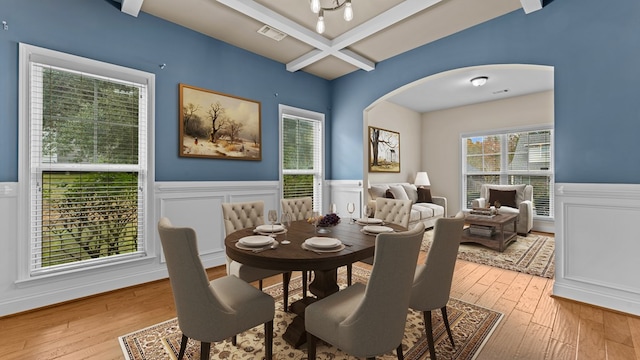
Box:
0;0;331;182
2;0;640;184
331;0;640;183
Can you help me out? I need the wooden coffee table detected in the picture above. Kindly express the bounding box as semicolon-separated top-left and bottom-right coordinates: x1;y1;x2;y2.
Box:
462;213;518;252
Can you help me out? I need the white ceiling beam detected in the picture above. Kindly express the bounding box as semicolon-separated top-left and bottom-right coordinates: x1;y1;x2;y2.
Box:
121;0;144;17
218;0;441;74
520;0;543;14
287;0;441;73
217;0;331;50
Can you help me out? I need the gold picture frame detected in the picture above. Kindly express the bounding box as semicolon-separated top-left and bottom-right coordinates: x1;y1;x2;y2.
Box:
179;83;261;160
368;126;400;173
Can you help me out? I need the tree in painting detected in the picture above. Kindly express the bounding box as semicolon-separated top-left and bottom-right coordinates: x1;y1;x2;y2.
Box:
369;127;400;172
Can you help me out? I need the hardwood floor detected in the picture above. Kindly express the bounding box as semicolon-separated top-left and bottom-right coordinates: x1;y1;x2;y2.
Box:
1;235;639;360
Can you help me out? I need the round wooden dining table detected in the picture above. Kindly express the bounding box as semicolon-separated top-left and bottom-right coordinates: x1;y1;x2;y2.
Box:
224;218;404;347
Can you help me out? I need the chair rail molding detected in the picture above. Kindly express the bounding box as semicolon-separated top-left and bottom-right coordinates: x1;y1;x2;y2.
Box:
554;182;640;316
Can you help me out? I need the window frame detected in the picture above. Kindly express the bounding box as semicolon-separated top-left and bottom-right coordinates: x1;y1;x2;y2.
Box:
278;105;325;213
461;125;554;219
17;43;155;280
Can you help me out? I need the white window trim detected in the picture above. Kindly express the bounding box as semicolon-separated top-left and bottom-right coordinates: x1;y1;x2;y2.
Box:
17;43;155;282
460;124;554;219
278;104;325;213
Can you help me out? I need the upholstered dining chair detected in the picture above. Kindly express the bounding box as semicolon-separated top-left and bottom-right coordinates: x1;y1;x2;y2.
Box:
222;201;293;312
157;217;275;360
374;198;412;228
281;196;313;220
305;223;425;360
409;212;465;360
280;196;316;292
358;198;413;268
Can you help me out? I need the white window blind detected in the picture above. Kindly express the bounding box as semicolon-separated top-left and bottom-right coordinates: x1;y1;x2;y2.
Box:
462;128;554;218
22;44;149;275
281;113;323;212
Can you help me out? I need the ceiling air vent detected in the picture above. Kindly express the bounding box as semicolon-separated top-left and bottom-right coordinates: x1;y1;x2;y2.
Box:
258;25;287;41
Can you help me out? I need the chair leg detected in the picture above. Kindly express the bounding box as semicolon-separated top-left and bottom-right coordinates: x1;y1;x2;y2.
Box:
346;264;353;286
396;343;404;360
307;332;317;360
177;334;188;360
264;320;274;360
423;310;436;360
366;357;376;360
282;272;291;312
259;279;263;290
200;341;211;360
441;306;455;348
232;335;237;346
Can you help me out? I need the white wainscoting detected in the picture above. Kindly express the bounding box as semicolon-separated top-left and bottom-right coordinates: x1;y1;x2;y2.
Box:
327;180;365;219
554;183;640;316
154;181;280;268
0;180;281;317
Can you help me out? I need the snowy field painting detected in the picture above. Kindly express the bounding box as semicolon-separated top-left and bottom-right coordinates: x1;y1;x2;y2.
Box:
179;84;261;160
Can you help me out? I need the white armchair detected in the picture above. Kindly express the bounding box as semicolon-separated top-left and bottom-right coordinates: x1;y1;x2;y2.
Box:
471;184;533;235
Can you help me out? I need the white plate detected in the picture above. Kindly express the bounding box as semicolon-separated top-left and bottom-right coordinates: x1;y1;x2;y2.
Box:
238;235;274;247
362;225;394;234
304;237;342;249
356;218;383;225
255;224;285;233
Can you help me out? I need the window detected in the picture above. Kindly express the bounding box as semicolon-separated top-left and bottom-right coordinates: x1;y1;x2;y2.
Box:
279;105;324;212
462;128;553;218
19;44;154;276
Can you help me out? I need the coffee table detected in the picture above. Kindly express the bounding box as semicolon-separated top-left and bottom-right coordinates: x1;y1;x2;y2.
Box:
462;212;518;252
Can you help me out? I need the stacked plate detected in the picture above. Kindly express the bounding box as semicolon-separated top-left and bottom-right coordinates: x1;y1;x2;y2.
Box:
355;218;383;225
361;225;394;236
236;235;274;250
302;237;345;253
255;224;286;235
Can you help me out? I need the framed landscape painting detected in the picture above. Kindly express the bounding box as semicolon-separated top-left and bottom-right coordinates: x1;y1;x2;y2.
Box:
179;83;262;160
368;126;400;173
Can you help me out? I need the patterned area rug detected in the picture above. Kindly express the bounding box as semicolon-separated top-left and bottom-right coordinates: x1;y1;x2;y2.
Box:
119;266;502;360
422;232;555;278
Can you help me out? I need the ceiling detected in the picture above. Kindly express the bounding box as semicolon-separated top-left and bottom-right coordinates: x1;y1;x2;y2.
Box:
120;0;550;112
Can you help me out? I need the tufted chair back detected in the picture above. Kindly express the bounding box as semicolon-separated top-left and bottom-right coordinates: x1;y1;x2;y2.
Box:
281;197;313;221
374;198;412;229
222;201;265;236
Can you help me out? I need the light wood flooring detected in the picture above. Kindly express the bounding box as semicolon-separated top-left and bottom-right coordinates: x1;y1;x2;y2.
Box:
1;233;639;360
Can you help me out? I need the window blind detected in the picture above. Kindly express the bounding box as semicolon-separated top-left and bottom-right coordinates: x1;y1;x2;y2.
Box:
282;115;323;212
28;60;147;274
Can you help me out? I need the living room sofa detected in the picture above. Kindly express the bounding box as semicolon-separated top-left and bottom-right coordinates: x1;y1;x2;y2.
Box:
368;182;447;229
471;184;534;235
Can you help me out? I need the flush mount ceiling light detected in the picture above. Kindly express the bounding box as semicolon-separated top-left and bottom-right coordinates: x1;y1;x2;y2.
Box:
310;0;353;34
470;76;488;87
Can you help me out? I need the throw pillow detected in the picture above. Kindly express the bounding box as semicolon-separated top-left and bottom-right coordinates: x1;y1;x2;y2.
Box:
389;185;410;200
368;184;390;199
385;189;395;199
488;189;517;208
417;187;433;203
401;184;419;204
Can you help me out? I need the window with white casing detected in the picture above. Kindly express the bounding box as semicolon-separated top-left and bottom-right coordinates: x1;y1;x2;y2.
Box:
279;105;324;213
19;43;154;277
462;127;554;218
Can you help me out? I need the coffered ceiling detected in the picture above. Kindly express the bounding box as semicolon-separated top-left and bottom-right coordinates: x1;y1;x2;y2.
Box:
120;0;548;112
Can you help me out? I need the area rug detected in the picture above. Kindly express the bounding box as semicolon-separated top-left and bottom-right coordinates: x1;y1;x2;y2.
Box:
422;232;555;278
119;266;502;360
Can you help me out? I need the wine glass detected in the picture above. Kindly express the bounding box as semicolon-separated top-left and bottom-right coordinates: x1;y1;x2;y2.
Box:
329;203;337;214
280;212;292;244
268;209;278;237
312;211;321;234
363;204;371;219
346;202;356;224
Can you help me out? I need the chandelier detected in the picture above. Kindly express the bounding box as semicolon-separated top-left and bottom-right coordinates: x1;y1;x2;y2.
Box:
310;0;354;34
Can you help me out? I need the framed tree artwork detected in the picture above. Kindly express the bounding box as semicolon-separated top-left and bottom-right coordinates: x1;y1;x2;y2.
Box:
368;126;400;172
179;83;262;160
